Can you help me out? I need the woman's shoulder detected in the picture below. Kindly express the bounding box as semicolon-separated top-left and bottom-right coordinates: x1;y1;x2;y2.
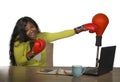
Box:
14;41;29;47
37;32;50;37
37;32;49;35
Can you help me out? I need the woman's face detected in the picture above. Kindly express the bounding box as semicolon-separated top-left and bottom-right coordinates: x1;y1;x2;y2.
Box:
25;22;37;40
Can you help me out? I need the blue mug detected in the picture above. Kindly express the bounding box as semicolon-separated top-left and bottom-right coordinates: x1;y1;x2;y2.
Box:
72;65;85;77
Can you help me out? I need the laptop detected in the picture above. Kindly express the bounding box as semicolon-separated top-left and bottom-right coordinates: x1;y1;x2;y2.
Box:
84;46;116;76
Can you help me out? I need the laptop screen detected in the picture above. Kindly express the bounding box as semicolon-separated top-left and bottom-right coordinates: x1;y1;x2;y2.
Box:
98;46;116;72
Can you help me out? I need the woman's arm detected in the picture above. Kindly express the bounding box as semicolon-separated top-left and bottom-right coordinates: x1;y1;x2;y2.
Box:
14;41;31;66
37;29;76;43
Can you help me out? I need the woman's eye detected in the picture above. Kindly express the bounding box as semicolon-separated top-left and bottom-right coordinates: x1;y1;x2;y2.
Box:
31;25;35;28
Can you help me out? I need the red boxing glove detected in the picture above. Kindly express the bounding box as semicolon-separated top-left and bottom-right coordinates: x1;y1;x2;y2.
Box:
83;23;97;33
26;39;46;60
74;23;97;34
33;39;46;54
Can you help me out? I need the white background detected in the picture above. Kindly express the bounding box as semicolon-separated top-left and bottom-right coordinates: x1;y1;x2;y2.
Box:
0;0;119;67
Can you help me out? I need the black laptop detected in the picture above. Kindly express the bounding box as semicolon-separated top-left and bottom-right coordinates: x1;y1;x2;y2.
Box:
84;46;116;76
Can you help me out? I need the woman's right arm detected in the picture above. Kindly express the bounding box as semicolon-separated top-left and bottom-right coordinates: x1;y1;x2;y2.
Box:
14;41;30;66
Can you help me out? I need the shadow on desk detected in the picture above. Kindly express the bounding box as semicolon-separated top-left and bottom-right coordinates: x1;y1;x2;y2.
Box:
72;73;113;82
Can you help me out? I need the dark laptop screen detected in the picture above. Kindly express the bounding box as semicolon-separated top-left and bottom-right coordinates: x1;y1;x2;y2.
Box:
98;46;116;72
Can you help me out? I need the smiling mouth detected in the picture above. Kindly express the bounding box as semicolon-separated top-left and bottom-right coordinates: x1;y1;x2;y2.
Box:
30;32;37;39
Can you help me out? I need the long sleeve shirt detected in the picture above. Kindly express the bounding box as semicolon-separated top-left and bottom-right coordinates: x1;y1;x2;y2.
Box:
14;29;76;66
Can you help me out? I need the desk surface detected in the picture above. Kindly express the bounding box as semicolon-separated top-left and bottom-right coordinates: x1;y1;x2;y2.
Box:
0;66;120;82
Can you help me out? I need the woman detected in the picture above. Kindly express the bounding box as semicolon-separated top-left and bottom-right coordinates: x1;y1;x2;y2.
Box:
9;16;97;66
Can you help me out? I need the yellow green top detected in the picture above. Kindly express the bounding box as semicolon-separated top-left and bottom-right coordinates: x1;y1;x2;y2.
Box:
14;29;75;66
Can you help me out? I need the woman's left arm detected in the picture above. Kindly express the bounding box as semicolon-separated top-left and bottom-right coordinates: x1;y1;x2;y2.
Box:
37;29;76;43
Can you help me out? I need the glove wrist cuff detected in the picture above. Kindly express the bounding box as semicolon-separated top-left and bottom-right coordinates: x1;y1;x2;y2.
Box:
74;26;87;34
26;51;35;60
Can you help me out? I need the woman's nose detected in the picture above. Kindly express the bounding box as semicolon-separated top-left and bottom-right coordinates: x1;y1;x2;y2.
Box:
30;30;33;33
30;29;34;33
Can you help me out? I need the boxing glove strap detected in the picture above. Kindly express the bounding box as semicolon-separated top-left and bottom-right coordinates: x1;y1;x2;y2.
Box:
74;26;86;34
26;51;35;60
27;54;34;60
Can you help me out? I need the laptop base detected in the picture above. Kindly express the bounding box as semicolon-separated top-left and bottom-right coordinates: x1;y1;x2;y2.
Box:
83;46;116;76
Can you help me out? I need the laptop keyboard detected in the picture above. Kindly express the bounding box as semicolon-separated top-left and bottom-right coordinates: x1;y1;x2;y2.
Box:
84;67;98;75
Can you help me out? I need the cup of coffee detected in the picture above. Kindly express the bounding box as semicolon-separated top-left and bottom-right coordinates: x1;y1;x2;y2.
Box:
72;65;85;77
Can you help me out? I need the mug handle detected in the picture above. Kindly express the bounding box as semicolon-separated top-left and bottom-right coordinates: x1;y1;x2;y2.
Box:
82;67;86;73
